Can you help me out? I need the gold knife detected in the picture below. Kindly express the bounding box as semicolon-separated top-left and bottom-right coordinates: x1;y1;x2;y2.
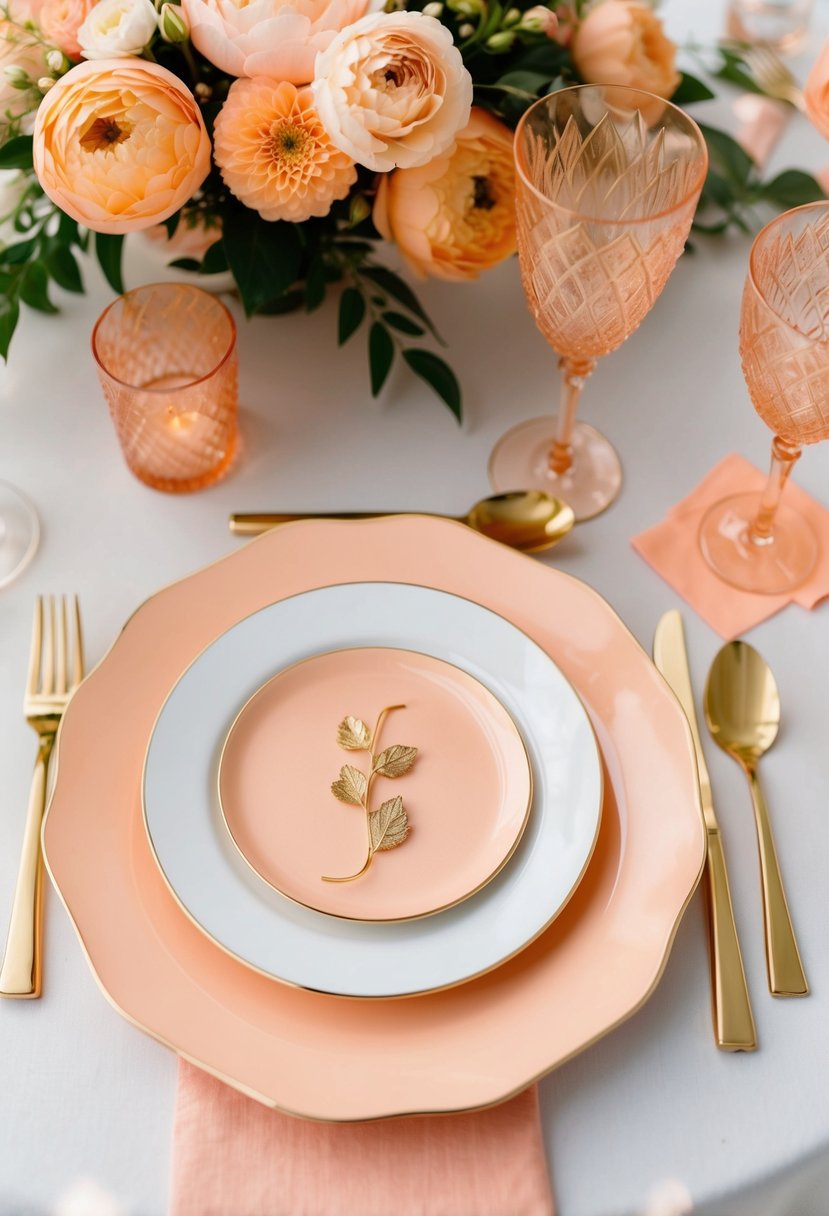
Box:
653;610;757;1052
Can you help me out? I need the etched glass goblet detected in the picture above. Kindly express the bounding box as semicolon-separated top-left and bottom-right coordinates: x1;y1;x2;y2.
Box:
700;202;829;594
490;85;708;520
0;480;39;588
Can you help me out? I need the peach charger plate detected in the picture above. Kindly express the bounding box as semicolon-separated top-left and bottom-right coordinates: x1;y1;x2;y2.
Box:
43;516;704;1122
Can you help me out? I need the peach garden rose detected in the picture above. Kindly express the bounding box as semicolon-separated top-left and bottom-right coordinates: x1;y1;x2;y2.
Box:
181;0;368;85
805;39;829;140
39;0;95;58
312;10;473;172
33;59;212;234
571;0;680;101
373;107;516;281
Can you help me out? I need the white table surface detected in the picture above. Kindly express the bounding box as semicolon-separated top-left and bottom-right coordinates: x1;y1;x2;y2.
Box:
3;3;829;1213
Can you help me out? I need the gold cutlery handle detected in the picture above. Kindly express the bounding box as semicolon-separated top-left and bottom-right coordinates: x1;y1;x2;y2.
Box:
705;829;757;1050
747;766;808;997
230;512;391;535
0;736;54;998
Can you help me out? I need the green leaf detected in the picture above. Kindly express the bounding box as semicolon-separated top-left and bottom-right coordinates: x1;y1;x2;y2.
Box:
714;60;761;94
360;266;445;344
402;349;462;422
95;232;125;294
200;238;228;275
46;245;83;293
163;211;181;239
368;321;394;396
168;257;202;272
671;72;715;105
19;261;58;314
0;135;33;170
256;289;304;315
57;212;80;248
223;212;302;317
338;286;365;345
761;169;825;209
304;254;326;312
0;293;19;360
699;123;755;186
1;238;36;265
495;69;552;94
383;310;424;337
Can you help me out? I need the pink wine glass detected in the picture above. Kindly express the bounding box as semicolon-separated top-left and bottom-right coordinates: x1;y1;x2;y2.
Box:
700;202;829;594
490;85;708;520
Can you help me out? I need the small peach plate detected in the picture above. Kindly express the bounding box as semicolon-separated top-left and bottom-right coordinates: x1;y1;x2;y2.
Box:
218;647;533;922
43;516;704;1122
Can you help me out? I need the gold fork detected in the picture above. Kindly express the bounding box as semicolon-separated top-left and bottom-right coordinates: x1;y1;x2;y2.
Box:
0;596;84;998
731;43;806;110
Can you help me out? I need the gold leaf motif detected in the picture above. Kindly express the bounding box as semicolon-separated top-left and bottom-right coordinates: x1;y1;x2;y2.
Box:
368;796;409;852
331;764;367;806
372;745;418;778
337;715;372;751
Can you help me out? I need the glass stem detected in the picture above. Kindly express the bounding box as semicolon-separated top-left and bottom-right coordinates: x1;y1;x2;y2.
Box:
549;356;596;475
749;435;802;546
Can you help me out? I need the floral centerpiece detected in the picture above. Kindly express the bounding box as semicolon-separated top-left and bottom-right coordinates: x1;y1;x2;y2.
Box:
0;0;823;416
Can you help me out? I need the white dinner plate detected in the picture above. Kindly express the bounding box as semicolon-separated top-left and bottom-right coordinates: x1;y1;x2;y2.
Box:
143;582;602;998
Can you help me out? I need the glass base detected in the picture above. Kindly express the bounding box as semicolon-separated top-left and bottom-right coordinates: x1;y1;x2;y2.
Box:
489;417;623;522
0;481;40;589
699;491;818;594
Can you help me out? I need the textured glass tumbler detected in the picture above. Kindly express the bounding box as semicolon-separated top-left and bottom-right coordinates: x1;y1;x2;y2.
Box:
700;202;829;594
490;85;708;520
92;284;238;494
726;0;814;53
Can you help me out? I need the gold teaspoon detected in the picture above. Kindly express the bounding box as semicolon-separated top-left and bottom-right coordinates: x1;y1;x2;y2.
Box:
229;492;575;555
704;641;808;997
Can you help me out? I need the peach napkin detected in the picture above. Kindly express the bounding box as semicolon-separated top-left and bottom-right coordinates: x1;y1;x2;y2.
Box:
170;1060;555;1216
631;454;829;638
733;95;791;170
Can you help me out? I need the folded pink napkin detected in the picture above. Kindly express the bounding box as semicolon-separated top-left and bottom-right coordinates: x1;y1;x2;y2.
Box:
170;1061;555;1216
631;454;829;638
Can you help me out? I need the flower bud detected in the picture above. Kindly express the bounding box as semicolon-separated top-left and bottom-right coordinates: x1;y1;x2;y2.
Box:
457;20;474;36
486;29;515;50
159;2;188;41
520;4;558;35
348;193;371;227
422;1;443;15
37;76;56;92
45;49;67;73
446;0;483;14
503;7;520;24
3;64;29;88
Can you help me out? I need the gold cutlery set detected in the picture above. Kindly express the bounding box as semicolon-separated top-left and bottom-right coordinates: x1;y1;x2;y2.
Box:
0;586;808;1052
654;610;808;1054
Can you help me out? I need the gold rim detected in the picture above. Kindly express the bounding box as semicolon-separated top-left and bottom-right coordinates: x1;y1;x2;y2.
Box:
214;645;534;925
42;514;703;1120
139;580;602;999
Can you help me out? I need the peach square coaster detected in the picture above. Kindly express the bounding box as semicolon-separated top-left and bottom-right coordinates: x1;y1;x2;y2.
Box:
632;454;829;639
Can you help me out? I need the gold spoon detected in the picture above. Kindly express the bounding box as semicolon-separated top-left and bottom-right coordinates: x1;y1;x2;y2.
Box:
229;491;575;555
704;641;808;997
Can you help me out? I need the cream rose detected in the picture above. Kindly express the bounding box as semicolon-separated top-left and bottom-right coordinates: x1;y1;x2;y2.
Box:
572;0;680;100
374;107;515;281
805;39;829;140
181;0;368;85
78;0;159;58
312;11;472;172
33;59;211;234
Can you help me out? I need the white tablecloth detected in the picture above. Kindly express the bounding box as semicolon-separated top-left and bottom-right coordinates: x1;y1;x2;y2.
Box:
3;3;829;1212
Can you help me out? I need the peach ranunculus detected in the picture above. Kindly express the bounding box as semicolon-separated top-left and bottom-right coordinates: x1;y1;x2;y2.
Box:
39;0;96;58
373;107;515;281
180;0;368;85
571;0;680;101
312;11;473;172
213;78;356;221
805;39;829;139
33;59;212;234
